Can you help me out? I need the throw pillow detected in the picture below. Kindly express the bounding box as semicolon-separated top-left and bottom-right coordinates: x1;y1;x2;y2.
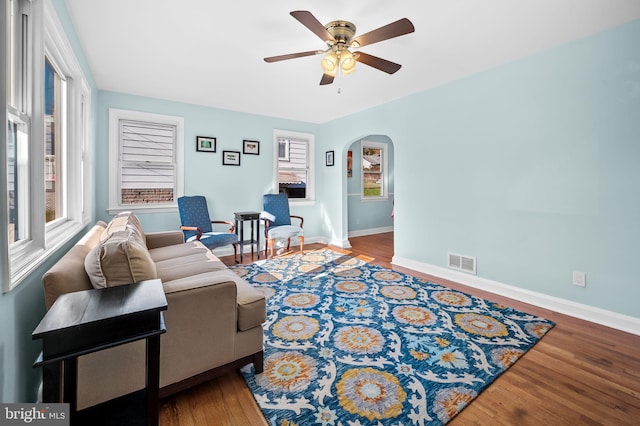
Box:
85;228;157;289
101;211;146;246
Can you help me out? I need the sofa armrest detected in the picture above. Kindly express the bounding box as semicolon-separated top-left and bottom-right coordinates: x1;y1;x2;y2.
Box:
159;274;241;387
77;277;241;408
145;231;184;249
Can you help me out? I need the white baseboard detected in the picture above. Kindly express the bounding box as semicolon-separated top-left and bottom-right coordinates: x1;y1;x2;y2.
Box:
392;255;640;336
329;238;351;249
348;226;394;238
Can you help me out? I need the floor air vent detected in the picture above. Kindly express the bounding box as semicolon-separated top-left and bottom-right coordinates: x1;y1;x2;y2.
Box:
448;253;477;275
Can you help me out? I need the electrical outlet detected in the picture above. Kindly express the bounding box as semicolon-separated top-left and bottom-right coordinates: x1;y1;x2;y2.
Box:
573;271;586;287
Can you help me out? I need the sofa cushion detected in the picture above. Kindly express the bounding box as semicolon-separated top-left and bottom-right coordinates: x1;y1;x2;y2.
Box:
162;269;266;331
148;240;223;265
85;228;157;288
155;253;226;282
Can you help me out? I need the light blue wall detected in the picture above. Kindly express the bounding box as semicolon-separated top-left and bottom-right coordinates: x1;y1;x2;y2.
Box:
95;92;323;236
0;239;84;403
347;136;395;233
321;19;640;318
1;0;99;403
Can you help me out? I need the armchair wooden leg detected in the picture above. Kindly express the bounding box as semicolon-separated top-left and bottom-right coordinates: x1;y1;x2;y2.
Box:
299;236;304;253
269;238;275;258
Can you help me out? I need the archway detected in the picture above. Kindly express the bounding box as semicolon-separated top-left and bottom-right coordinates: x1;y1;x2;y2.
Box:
344;135;395;250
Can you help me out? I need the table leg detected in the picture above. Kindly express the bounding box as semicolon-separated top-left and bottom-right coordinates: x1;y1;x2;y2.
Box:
250;219;255;258
42;362;62;403
256;218;260;259
146;334;161;426
63;358;77;415
239;220;244;263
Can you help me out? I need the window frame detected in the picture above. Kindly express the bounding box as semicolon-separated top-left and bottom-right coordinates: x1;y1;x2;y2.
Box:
361;140;389;201
2;0;93;292
272;129;315;203
108;108;184;214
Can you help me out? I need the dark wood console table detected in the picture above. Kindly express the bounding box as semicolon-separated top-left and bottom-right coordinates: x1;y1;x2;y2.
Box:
234;211;261;262
33;279;167;426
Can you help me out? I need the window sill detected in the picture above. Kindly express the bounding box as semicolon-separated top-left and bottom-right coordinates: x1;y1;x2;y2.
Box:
7;218;90;292
107;205;179;215
360;196;389;202
288;200;316;207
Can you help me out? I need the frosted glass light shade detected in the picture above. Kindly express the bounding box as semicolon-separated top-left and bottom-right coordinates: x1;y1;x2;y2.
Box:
340;51;356;75
321;51;339;75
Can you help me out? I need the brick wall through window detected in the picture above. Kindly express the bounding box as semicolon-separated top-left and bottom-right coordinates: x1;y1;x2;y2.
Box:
120;188;174;204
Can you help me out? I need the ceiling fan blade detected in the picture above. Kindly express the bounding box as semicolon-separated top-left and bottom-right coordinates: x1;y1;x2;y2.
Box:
290;10;335;43
355;52;402;74
351;18;415;48
264;50;321;63
320;73;334;85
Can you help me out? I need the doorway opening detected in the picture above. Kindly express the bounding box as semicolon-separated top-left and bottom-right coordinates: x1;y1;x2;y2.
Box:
345;135;395;255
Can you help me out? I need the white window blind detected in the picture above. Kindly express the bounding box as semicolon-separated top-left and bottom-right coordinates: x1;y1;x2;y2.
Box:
119;120;176;204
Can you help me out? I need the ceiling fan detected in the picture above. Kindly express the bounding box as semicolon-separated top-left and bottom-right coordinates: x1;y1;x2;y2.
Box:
264;11;415;85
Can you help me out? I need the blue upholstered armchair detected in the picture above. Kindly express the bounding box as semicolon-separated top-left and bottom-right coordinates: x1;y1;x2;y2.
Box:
177;196;239;262
262;193;304;257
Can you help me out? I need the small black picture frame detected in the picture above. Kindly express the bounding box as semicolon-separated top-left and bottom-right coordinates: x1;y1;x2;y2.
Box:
222;150;241;166
196;136;216;152
243;140;260;155
326;150;335;166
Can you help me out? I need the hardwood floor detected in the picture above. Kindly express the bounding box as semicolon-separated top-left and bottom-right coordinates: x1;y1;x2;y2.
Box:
159;233;640;425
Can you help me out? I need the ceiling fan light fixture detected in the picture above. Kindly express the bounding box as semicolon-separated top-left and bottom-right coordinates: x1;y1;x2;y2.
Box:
321;50;339;74
265;11;415;85
340;50;356;75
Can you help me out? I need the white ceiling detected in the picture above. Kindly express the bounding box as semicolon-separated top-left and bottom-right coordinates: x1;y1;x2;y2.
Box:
64;0;640;123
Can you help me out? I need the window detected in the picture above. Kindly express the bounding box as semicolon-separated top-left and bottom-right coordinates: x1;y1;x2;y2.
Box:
7;117;29;245
2;0;92;292
273;130;314;201
45;57;65;223
7;0;27;110
362;141;388;199
108;109;184;213
6;0;31;247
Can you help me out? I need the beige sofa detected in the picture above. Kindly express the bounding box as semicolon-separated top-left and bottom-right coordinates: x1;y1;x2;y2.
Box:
42;212;266;410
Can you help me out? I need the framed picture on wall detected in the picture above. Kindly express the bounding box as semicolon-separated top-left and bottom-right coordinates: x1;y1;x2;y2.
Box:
326;150;335;166
196;136;216;152
222;150;241;166
243;140;260;155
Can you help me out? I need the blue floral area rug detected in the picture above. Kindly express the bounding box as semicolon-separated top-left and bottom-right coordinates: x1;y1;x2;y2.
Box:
231;249;554;425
